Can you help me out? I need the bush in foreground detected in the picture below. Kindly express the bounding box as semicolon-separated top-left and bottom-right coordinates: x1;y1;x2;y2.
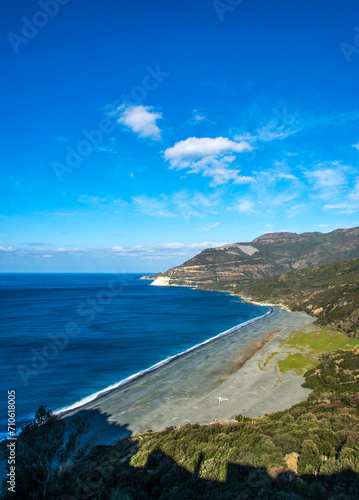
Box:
1;405;91;499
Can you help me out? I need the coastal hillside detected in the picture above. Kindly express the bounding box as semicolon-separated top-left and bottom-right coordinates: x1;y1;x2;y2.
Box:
142;226;359;290
236;257;359;338
5;349;359;498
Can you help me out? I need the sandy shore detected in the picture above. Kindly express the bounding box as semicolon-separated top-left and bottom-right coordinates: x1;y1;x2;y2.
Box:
61;306;315;444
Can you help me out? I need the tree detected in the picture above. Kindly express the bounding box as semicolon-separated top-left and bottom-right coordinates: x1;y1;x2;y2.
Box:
297;439;321;475
1;405;92;499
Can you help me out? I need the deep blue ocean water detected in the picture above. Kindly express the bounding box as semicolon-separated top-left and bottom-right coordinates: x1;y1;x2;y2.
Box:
0;273;269;435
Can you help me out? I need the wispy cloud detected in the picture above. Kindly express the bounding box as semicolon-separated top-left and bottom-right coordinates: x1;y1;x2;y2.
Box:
77;195;128;209
267;192;298;207
198;157;253;186
187;109;207;125
306;110;359;130
305;162;350;198
323;203;359;214
0;247;88;257
77;195;108;205
322;177;359;213
133;190;220;218
235;199;256;214
115;104;162;140
96;145;117;153
256;122;297;142
254;164;300;185
234;118;298;145
198;222;220;232
5;243;224;262
132;195;173;218
112;241;224;258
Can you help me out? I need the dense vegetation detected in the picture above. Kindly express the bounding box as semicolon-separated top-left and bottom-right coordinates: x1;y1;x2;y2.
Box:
3;350;359;499
236;257;359;338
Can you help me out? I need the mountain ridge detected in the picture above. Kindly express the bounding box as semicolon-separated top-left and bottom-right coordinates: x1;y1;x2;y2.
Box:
142;226;359;290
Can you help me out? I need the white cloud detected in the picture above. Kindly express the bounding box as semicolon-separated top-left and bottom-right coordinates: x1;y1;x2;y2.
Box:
165;137;251;164
353;143;359;151
164;137;252;185
0;246;13;252
116;104;162;140
233;175;255;185
276;172;298;181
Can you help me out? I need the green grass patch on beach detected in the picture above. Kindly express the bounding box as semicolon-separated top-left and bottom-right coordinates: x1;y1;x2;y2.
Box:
274;329;359;375
278;352;316;375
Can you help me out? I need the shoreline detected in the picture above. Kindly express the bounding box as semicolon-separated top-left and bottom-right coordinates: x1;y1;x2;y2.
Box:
56;307;272;417
61;306;315;445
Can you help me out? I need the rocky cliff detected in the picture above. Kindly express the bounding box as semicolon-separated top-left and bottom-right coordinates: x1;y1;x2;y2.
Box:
141;226;359;290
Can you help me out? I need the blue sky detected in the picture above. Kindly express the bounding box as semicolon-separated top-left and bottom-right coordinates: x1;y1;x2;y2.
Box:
1;0;359;272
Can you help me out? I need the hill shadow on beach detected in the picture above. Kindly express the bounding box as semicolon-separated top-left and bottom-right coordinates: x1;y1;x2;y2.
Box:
63;408;133;446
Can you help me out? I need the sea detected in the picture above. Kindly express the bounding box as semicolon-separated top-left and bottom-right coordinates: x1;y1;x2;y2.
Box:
0;273;269;436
